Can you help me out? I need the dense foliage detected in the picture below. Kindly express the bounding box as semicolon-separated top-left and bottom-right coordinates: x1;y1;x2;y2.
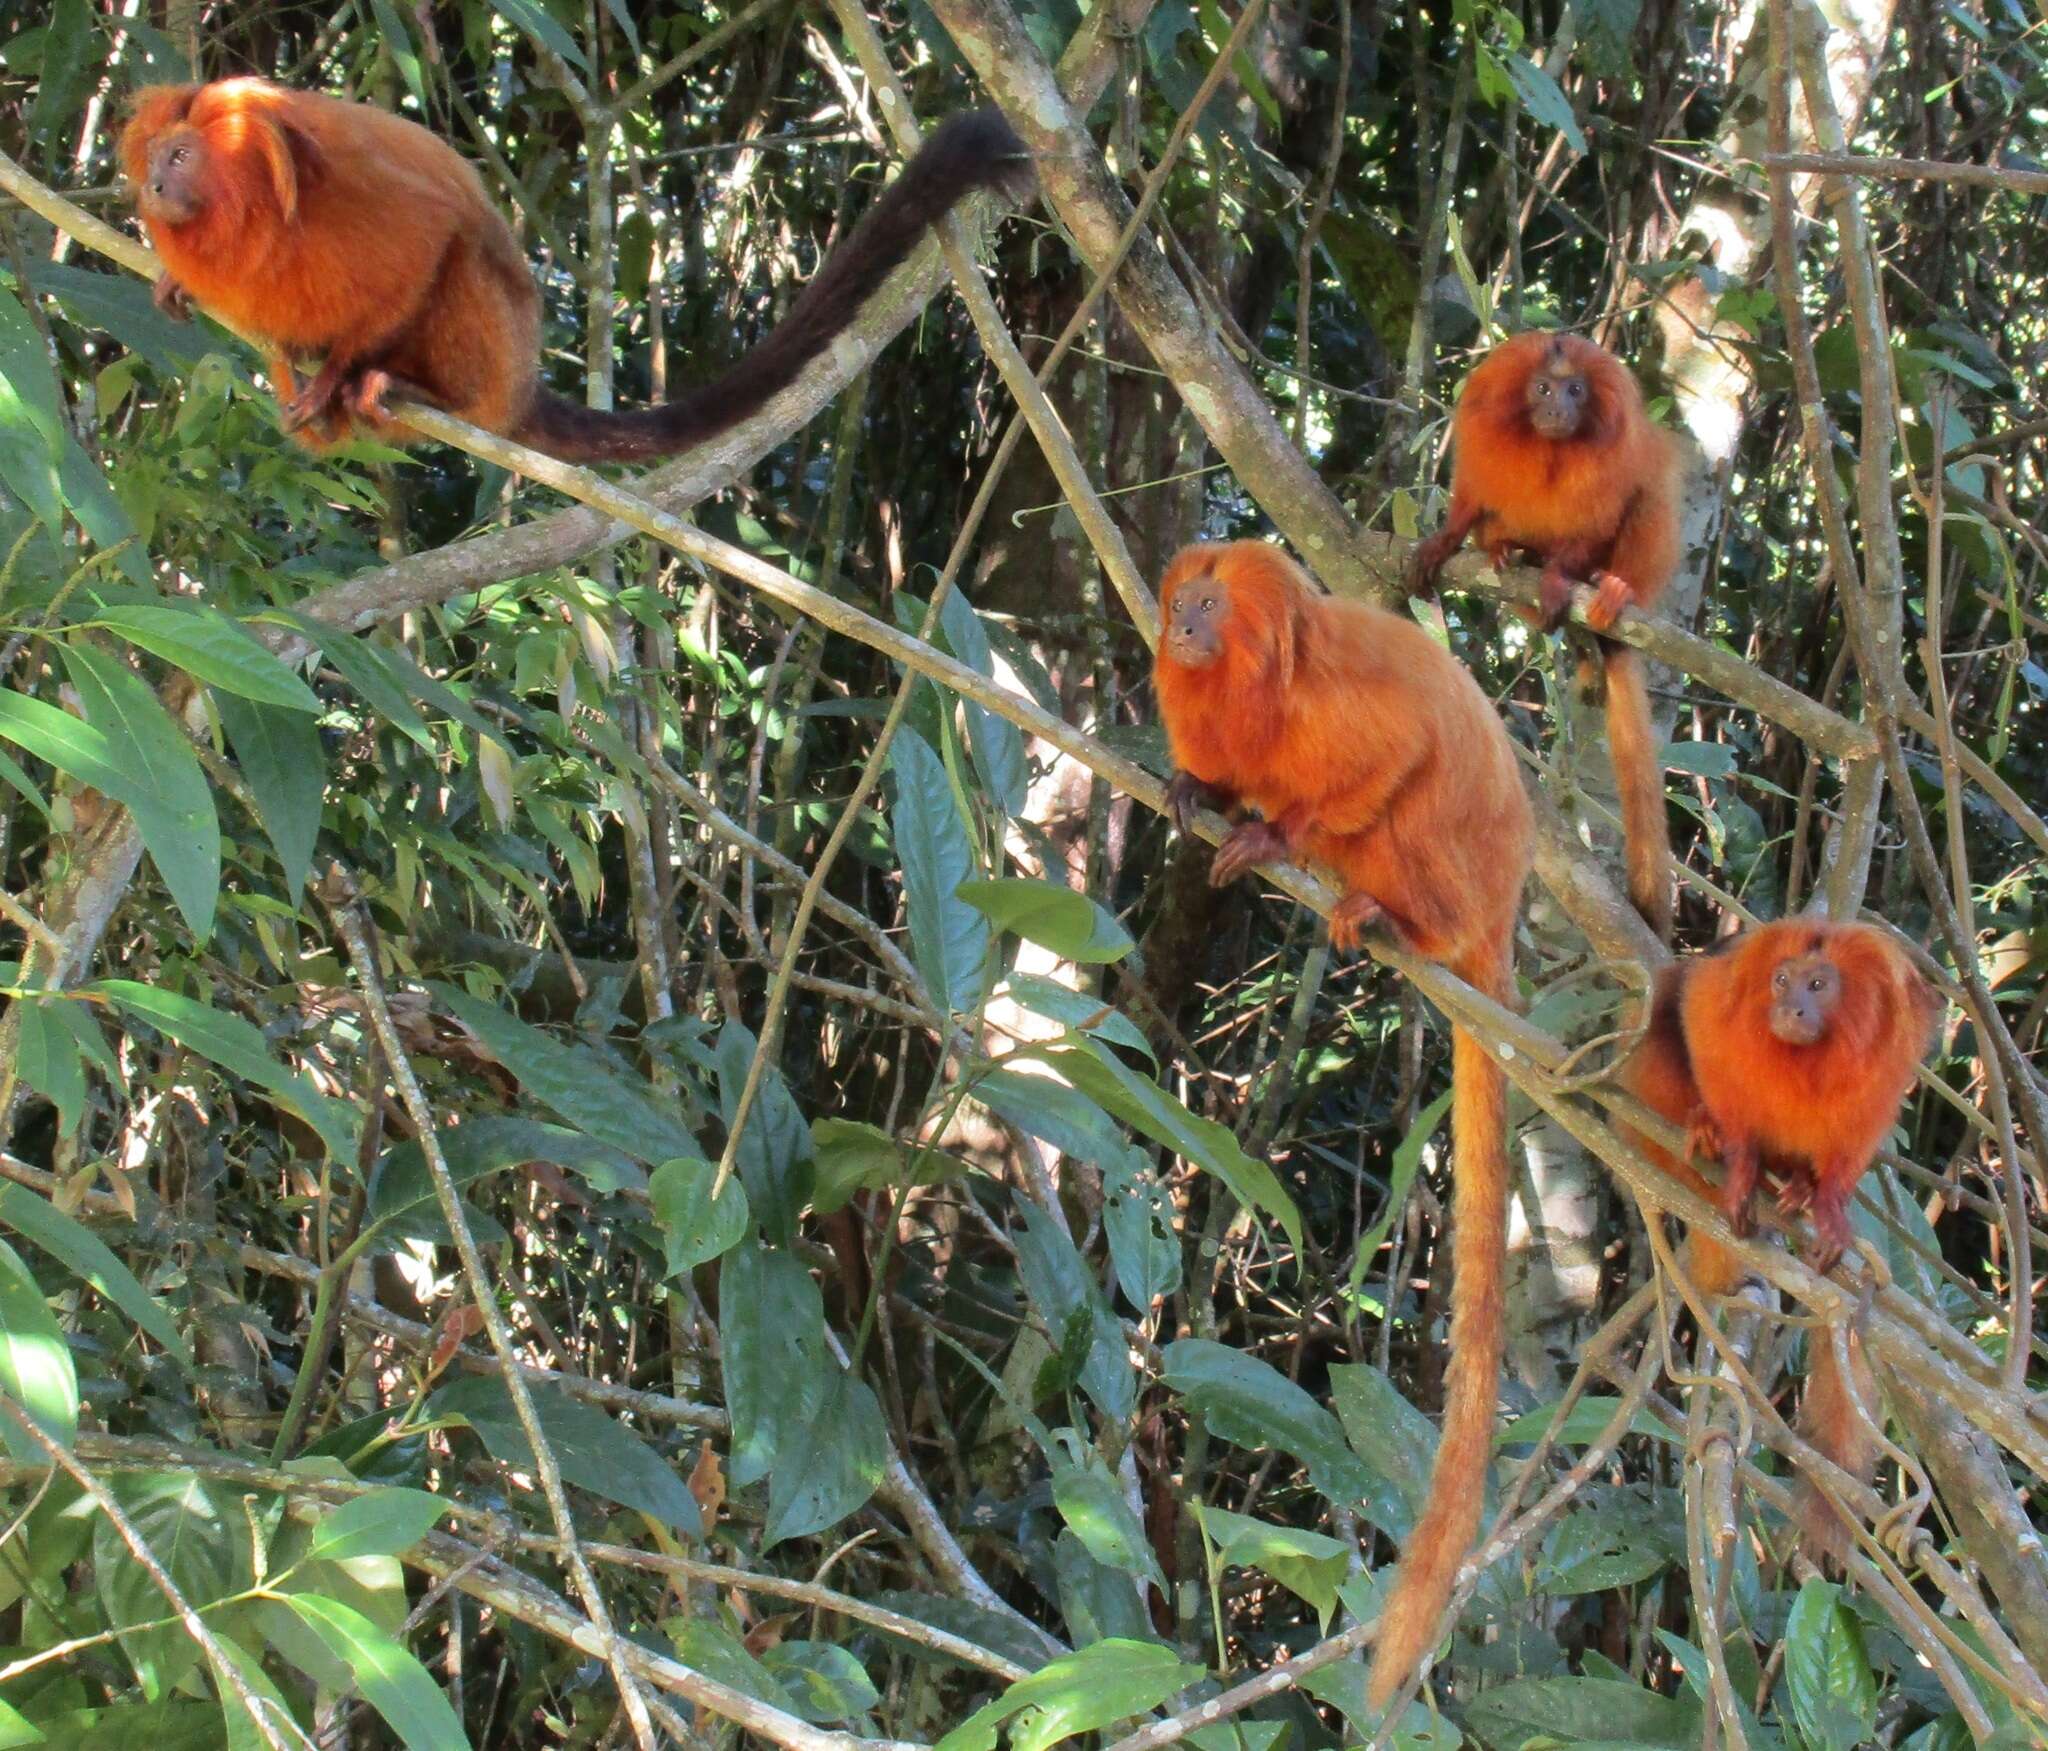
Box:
0;1;2041;1747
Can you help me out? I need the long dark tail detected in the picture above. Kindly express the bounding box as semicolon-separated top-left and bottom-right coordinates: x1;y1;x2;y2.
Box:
1794;1324;1880;1569
517;110;1029;463
1366;935;1514;1709
1602;643;1674;943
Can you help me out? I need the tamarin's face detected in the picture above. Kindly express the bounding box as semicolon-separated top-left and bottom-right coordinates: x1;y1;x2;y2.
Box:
1523;346;1589;441
1766;951;1843;1046
140;129;209;224
1163;575;1226;667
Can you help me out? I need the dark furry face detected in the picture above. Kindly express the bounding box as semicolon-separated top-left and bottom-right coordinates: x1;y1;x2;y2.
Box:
1164;574;1228;668
141;128;209;224
1523;345;1590;441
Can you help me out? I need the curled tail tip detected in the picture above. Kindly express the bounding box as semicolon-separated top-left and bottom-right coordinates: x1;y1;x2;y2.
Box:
924;107;1035;200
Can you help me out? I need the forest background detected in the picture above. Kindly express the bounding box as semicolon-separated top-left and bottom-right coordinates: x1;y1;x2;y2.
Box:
0;0;2041;1747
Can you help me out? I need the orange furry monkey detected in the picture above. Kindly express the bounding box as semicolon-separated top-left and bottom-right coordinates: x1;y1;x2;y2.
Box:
1409;331;1681;941
119;78;1026;457
1153;541;1531;1707
1615;921;1941;1560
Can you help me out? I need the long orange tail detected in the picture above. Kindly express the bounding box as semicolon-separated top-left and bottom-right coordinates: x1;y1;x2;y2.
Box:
1365;943;1513;1709
1794;1324;1880;1568
1602;644;1674;942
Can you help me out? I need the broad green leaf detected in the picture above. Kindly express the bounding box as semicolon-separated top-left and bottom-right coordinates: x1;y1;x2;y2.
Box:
1502;52;1588;154
1329;1362;1444;1538
0;744;49;820
1784;1579;1878;1751
957;879;1134;964
37;259;205;372
936;1639;1202;1751
714;1021;814;1244
214;691;324;896
305;1488;449;1563
1163;1340;1384;1518
937;588;1028;817
0;1233;77;1458
427;983;698;1165
279;1594;469;1751
0;288;63;533
210;1632;305;1751
275;611;433;751
889;731;989;1013
367;1116;642;1247
97;1473;235;1701
649;1156;750;1272
1101;1149;1180;1307
763;1364;888;1549
93;982;355;1160
1464;1675;1700;1748
1001;974;1154;1062
974;1066;1131;1166
90;607;320;712
808;1118;962;1215
14;995;84;1135
667;1620;802;1713
429;1375;701;1536
0;688;135;798
1038;1039;1302;1255
1498;1393;1675;1450
64;643;220;940
58;438;147;586
497;0;589;70
0;1178;191;1365
1014;1203;1133;1422
1197;1504;1348;1626
1051;1449;1162;1588
761;1642;883;1724
1050;1528;1153;1646
864;1591;1053;1675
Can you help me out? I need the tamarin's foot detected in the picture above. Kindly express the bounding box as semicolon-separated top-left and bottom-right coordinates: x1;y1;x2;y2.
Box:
1776;1171;1817;1217
1715;1139;1762;1240
1327;892;1390;953
342;368;432;425
1683;1105;1724;1170
1584;571;1634;632
1165;770;1229;836
152;273;192;319
278;378;345;436
1804;1181;1854;1276
1208;819;1290;887
1405;531;1455;598
1536;562;1575;630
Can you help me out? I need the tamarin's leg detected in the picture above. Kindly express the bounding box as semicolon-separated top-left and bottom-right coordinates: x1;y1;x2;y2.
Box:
1534;540;1604;629
1583;571;1638;631
1166;770;1234;835
1406;495;1482;596
1714;1135;1763;1238
1209;819;1294;887
1803;1162;1860;1275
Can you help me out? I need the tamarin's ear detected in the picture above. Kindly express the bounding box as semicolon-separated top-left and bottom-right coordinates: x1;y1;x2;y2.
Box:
252;111;322;224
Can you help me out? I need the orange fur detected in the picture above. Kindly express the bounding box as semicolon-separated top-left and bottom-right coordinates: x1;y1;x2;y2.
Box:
1618;923;1941;1564
1410;332;1681;941
1153;542;1531;1707
119;79;1023;460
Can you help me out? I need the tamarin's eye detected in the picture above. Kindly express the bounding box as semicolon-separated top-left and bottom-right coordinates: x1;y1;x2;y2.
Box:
1201;597;1216;612
1809;976;1827;992
1773;969;1790;991
168;147;187;164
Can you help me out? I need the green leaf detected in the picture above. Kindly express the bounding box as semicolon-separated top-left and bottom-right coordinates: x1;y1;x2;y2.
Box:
426;982;699;1165
429;1375;701;1536
936;1639;1202;1751
278;1594;470;1751
667;1620;802;1713
366;1116;640;1248
1101;1150;1180;1307
93;605;321;712
14;994;84;1136
497;0;589;70
211;1633;305;1751
649;1156;750;1273
957;879;1134;964
714;1021;814;1245
1328;1362;1444;1538
214;691;324;896
58;438;147;586
1197;1504;1348;1627
1037;1039;1302;1255
64;642;220;940
889;731;989;1013
0;287;64;534
763;1364;888;1550
974;1066;1132;1166
275;612;433;751
761;1642;883;1724
0;1233;77;1458
1163;1340;1384;1516
1464;1675;1700;1749
1014;1203;1133;1422
1502;52;1588;154
808;1118;971;1215
305;1488;449;1563
0;687;134;797
1051;1449;1162;1588
1001;973;1154;1061
92;981;355;1160
937;589;1029;816
0;1179;191;1365
1784;1579;1878;1751
97;1474;234;1701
